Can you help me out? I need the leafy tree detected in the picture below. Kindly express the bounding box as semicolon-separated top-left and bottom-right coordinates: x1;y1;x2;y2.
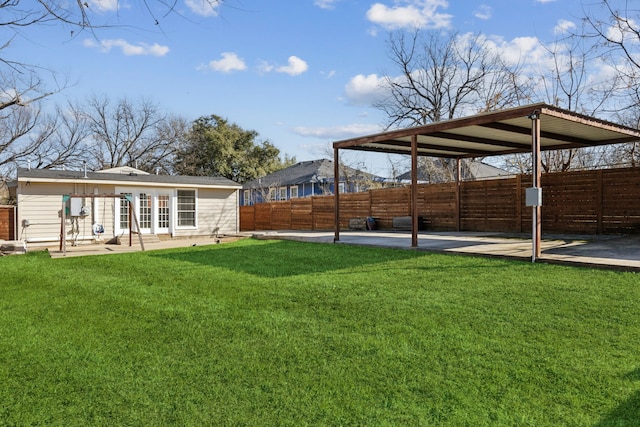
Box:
174;115;292;183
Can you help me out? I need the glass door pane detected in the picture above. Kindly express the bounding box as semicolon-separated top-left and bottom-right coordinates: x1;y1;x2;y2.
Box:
157;195;170;231
119;193;131;231
140;193;152;230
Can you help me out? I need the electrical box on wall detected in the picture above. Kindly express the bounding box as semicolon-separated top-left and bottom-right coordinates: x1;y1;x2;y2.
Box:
526;187;542;207
66;197;89;217
70;197;83;216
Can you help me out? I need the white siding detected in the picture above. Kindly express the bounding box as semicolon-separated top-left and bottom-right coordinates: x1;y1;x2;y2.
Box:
17;182;117;243
174;188;238;237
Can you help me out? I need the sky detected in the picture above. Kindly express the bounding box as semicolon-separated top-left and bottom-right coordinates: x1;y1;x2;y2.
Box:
10;0;598;176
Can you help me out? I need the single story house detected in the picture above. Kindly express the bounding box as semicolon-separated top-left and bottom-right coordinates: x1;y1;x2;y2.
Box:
241;158;385;205
11;166;241;245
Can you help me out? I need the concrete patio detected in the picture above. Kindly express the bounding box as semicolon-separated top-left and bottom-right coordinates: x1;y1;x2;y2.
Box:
253;230;640;271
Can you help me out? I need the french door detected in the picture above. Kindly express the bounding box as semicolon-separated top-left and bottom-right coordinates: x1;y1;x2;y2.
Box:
116;189;172;235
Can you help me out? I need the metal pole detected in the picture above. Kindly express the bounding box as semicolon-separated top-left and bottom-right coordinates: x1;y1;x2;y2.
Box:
334;147;340;242
456;158;461;232
530;110;542;262
411;134;418;247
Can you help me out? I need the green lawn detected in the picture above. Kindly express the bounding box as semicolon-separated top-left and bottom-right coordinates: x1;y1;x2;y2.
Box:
1;238;639;426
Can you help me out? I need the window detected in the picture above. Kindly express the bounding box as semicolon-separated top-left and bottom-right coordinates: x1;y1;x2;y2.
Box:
243;190;251;206
268;187;277;202
290;186;298;198
338;182;346;193
177;189;196;227
279;187;287;200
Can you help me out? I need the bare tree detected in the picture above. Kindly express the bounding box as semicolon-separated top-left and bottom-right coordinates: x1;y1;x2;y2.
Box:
501;32;622;173
578;0;640;167
376;30;530;179
582;0;640;78
81;95;184;172
0;0;227;181
376;30;527;128
0;102;90;179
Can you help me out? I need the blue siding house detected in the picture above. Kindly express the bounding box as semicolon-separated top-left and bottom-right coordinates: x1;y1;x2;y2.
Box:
241;159;384;206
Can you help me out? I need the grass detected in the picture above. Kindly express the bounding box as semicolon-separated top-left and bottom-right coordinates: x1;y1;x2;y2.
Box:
1;238;639;426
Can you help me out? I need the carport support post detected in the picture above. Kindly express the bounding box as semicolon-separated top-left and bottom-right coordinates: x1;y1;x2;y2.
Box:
456;158;461;231
411;134;418;247
334;147;340;243
531;111;542;262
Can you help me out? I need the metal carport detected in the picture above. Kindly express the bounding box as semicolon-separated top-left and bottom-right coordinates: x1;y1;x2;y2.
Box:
332;103;640;262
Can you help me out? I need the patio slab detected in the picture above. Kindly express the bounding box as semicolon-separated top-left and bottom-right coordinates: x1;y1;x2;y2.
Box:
254;230;640;271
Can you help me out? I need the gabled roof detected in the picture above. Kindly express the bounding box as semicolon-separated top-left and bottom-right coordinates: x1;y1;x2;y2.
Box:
243;159;384;188
16;168;242;189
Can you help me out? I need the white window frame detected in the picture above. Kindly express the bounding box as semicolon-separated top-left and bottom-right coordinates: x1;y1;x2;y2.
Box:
290;186;298;198
279;187;287;201
268;187;277;202
243;189;251;206
176;188;197;229
338;182;346;193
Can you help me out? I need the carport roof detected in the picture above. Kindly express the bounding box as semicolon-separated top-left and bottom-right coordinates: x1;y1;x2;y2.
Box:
333;103;640;158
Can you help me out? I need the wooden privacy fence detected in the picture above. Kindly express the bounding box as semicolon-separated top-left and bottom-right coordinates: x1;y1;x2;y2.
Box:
0;206;16;240
240;167;640;235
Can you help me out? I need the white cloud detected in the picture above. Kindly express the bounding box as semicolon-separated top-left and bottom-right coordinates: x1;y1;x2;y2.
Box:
293;123;383;139
469;33;548;68
474;5;491;20
366;0;452;30
83;38;169;56
276;56;309;76
89;0;119;12
257;60;274;74
344;73;387;105
606;18;640;44
535;0;557;3
314;0;339;10
554;19;576;35
185;0;221;17
200;52;247;73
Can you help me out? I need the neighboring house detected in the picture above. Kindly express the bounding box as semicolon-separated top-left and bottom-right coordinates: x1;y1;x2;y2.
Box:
12;166;241;244
396;159;512;183
241;159;385;206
